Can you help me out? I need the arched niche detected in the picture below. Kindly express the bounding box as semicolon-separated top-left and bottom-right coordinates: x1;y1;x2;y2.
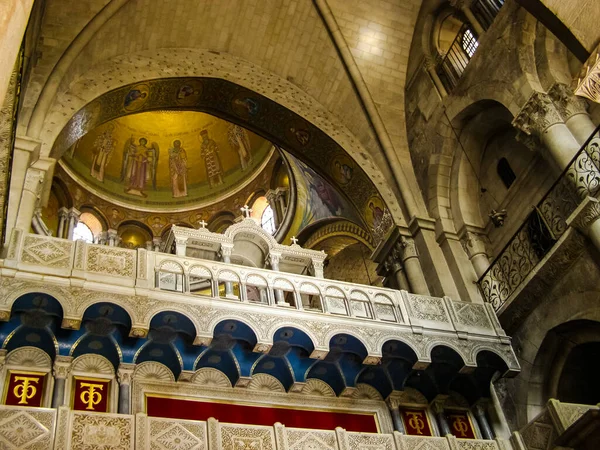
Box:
67;353;118;413
0;347;54;408
49;77;396;244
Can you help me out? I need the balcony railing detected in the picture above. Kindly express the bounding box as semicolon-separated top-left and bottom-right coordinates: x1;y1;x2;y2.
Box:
472;0;504;30
478;126;600;312
0;405;512;450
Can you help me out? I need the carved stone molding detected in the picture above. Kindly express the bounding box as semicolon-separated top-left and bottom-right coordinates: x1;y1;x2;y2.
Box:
398;236;418;260
301;378;336;397
548;83;589;120
512;91;564;137
117;363;135;386
53;356;74;379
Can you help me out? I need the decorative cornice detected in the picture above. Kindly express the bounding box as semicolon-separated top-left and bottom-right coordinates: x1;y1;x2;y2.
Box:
512;91;564;137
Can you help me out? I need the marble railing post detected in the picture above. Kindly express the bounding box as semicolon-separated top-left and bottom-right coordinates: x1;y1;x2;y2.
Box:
513;91;581;172
398;237;430;295
66;208;81;240
270;252;288;305
107;229;119;247
460;231;490;278
117;363;135;414
549;83;596;146
221;243;235;297
52;356;72;408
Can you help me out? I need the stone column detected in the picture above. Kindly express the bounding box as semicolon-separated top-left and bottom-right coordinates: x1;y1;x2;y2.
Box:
387;398;406;433
57;207;68;239
14;167;46;231
97;231;108;245
107;229;119;247
66;208;81;240
152;237;162;252
52;356;72;408
432;397;451;436
398;237;430;295
423;55;448;98
450;0;484;35
571;197;600;253
513;91;581;171
266;190;280;227
276;188;288;217
472;401;494;440
549;83;597;146
221;243;235;297
311;259;325;278
117;363;135;414
270;252;288;305
460;231;490;278
388;248;411;291
4;136;40;243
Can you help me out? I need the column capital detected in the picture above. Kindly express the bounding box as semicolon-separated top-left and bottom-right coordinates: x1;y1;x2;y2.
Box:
117;363;136;386
398;236;418;260
512;91;564;137
570;197;600;233
220;243;234;257
269;251;282;267
515;129;542;152
67;207;81;220
460;231;489;259
53;355;73;379
22;167;46;197
548;83;589;121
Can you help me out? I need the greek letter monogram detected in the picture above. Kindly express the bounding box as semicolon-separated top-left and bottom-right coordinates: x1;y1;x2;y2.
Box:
13;376;39;405
80;382;103;410
450;414;470;437
406;411;426;435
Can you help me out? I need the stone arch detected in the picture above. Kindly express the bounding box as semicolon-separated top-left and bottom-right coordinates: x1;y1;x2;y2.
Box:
3;288;70;319
267;324;319;354
33;50;404;225
140;304;202;337
206;316;261;342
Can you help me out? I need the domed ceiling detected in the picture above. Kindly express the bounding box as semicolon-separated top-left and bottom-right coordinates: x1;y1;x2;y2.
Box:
60;110;274;212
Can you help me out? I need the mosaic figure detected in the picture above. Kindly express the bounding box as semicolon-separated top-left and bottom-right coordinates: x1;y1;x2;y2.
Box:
169;140;188;198
90;124;116;182
227;124;253;171
121;137;159;197
200;130;224;188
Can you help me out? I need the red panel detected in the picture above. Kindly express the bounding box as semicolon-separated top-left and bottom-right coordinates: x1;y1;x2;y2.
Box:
146;396;378;433
73;378;111;412
446;410;476;439
400;408;433;436
4;372;46;407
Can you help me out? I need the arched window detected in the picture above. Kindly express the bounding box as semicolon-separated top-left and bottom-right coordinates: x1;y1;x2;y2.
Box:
461;28;479;58
261;205;276;235
73;222;94;243
497;157;516;189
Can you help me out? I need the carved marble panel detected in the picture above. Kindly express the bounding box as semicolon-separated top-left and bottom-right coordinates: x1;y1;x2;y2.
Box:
284;427;338;450
86;245;136;278
347;432;394;449
219;423;276;450
136;414;207;450
0;406;56;450
58;410;135;450
20;235;73;269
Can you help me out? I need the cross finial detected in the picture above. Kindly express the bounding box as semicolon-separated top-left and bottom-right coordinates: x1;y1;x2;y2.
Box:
290;236;299;245
240;205;253;218
198;220;207;229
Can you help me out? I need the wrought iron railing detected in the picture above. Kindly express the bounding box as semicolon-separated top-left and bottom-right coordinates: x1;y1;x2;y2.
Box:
478;126;600;311
437;24;477;92
472;0;504;30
